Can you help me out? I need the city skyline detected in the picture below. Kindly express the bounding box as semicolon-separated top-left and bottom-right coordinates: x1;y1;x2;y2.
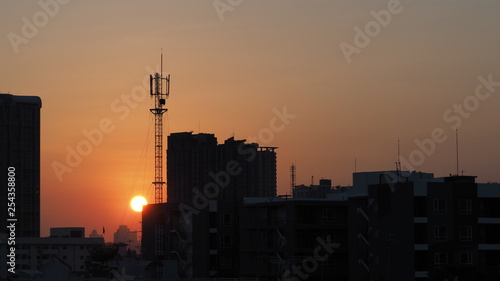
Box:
2;0;500;242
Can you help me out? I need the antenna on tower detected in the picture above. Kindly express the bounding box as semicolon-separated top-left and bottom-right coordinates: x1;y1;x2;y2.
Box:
290;163;296;196
150;51;171;204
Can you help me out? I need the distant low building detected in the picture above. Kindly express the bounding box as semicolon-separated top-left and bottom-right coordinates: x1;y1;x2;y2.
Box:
293;178;334;198
113;225;139;253
0;227;104;279
89;229;104;239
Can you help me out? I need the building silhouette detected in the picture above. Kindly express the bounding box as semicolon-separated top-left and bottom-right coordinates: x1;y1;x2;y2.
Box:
239;197;348;280
0;227;104;279
143;132;277;279
167;132;277;203
349;171;500;281
113;225;139;253
88;229;104;239
0;93;42;238
143;167;500;280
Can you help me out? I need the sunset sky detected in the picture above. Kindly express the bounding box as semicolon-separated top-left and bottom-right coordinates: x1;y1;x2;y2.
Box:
2;0;500;241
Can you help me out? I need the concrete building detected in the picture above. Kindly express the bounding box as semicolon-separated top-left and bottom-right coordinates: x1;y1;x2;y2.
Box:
349;171;500;281
293;178;333;199
239;197;349;281
0;93;42;238
144;157;500;281
167;132;277;203
143;132;278;279
114;225;139;253
0;227;104;279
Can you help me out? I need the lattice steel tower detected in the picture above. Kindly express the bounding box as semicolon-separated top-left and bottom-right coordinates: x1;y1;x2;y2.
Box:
150;55;170;204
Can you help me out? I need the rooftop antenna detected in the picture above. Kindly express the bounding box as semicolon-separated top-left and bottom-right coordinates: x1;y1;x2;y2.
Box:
396;138;402;180
290;163;296;196
397;139;401;170
455;129;459;176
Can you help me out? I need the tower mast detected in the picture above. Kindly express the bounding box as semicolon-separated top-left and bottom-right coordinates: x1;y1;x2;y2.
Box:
150;53;170;204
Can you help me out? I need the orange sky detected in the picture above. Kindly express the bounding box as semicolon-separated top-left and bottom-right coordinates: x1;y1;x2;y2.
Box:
2;0;500;241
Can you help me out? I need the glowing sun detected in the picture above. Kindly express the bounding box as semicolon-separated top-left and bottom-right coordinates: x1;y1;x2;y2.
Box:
130;196;147;212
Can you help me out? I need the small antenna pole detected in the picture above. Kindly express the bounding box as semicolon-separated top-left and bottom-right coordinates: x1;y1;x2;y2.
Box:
456;129;459;176
290;163;296;197
397;138;401;170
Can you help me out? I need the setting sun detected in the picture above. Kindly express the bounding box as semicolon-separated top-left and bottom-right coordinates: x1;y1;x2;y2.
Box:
130;196;147;212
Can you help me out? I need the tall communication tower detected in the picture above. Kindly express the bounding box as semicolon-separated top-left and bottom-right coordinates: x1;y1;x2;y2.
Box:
150;54;170;204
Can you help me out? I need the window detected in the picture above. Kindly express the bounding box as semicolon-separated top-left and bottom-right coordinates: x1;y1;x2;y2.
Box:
220;214;231;225
261;208;267;219
434;226;447;241
459;200;472;215
323;208;334;222
414;197;427;217
460;252;473;265
220;235;231;248
460;226;472;241
434;252;448;267
220;256;233;268
433;199;447;214
262;231;267;242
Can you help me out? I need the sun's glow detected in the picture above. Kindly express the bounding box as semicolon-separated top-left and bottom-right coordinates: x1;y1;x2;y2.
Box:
130;196;147;212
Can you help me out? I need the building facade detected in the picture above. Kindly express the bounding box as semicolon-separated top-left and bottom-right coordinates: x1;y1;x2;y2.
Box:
239;197;349;281
145;154;500;281
0;93;42;238
143;132;278;279
0;227;104;279
167;132;277;203
350;171;500;281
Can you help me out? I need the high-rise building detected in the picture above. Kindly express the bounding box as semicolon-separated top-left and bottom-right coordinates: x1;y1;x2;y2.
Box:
143;132;277;279
0;93;42;238
167;132;277;203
